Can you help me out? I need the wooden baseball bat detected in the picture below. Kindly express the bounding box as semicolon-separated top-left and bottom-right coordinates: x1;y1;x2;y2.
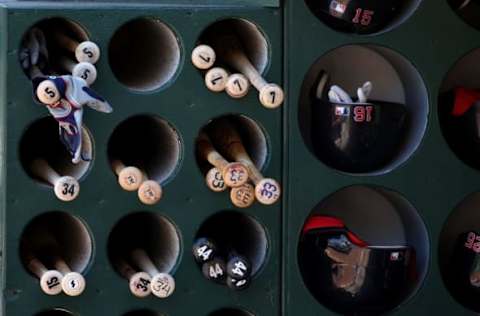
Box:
52;32;100;64
197;132;248;188
49;254;86;297
130;249;175;298
111;160;144;192
206;30;284;108
30;159;80;202
114;258;152;298
230;182;256;208
58;56;97;85
24;250;64;296
137;171;163;205
207;119;281;205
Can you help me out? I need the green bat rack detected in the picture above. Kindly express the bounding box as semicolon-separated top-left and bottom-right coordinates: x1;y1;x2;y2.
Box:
1;0;480;315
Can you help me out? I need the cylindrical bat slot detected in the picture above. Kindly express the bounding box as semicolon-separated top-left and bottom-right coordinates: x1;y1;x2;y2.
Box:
198;18;269;77
19;117;94;186
108;212;181;278
196;211;268;276
109;17;181;92
18;17;90;79
20;211;94;278
35;309;75;316
195;114;268;176
123;310;163;316
209;308;255;316
107;115;182;186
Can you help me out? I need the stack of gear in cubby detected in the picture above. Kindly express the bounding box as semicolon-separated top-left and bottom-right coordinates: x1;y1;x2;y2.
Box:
193;237;252;291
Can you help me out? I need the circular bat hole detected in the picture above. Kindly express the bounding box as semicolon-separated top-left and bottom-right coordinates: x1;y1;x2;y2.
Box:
109;17;181;92
19;17;91;79
20;211;94;276
196;211;269;276
198;18;269;75
195;114;269;175
35;309;75;316
448;0;480;30
107;114;182;185
438;192;480;312
123;310;163;316
108;212;181;276
299;44;428;175
298;185;429;315
304;0;422;35
209;308;255;316
438;48;480;171
19;116;94;186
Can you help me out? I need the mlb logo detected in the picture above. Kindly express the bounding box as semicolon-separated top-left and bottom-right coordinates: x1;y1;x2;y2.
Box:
335;106;350;117
390;252;403;261
330;1;347;14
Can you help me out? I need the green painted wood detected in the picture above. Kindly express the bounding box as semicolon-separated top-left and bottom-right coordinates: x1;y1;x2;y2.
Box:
0;3;283;316
285;0;480;315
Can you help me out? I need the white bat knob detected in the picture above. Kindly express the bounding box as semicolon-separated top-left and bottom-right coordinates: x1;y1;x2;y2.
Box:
205;67;229;92
151;273;175;298
191;45;216;70
61;272;86;296
138;180;163;205
53;176;80;202
226;74;250;99
230;183;256;208
72;62;97;86
118;167;144;192
129;272;152;298
39;270;64;296
254;178;281;205
75;41;100;64
259;83;284;109
205;167;227;192
36;80;60;105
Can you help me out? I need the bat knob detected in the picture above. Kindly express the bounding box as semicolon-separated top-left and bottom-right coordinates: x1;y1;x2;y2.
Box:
117;166;144;191
205;168;227;192
138;180;163;205
39;270;64;296
72;62;97;86
202;257;227;284
227;255;252;279
230;183;256;209
75;41;100;64
192;237;217;264
259;83;284;109
226;74;250;99
191;44;216;70
222;162;249;188
36;80;61;105
129;272;152;298
205;67;229;92
61;272;86;296
255;178;281;205
226;276;251;291
54;176;80;202
151;273;175;298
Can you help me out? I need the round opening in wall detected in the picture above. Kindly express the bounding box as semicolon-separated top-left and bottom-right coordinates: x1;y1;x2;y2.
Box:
304;0;422;35
109;17;181;92
439;192;480;313
298;185;430;315
448;0;480;31
299;44;428;175
438;48;480;171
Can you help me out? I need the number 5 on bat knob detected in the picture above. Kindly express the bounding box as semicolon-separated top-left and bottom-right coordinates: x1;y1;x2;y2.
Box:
59;56;97;86
31;159;80;202
53;32;100;64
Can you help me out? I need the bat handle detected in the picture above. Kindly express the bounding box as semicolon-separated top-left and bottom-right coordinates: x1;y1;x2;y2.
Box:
131;249;160;277
51;255;72;274
27;256;48;278
31;159;60;185
229;52;268;91
53;32;79;52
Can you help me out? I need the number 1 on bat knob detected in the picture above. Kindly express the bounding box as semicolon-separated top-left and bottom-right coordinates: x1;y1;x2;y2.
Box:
31;159;80;202
191;45;216;70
